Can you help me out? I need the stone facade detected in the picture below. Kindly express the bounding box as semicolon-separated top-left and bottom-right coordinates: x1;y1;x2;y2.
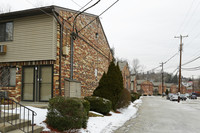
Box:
0;6;112;102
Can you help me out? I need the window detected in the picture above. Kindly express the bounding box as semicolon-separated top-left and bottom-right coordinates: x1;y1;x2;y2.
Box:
0;22;13;42
0;67;16;87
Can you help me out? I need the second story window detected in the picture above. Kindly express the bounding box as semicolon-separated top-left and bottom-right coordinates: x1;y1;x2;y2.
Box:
0;22;13;42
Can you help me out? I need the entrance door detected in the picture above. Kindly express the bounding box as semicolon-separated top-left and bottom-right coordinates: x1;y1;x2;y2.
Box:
22;65;53;102
39;66;52;101
22;66;35;101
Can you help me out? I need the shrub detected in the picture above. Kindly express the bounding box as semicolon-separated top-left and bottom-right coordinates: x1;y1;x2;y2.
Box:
93;60;124;111
84;96;112;115
131;92;141;102
131;94;136;102
46;97;88;131
80;99;90;128
81;99;90;116
116;89;131;109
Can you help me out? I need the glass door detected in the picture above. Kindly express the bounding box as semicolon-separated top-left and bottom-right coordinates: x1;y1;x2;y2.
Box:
22;66;35;101
39;65;53;101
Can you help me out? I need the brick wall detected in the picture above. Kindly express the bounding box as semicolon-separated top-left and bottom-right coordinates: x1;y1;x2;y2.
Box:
0;61;55;102
121;65;131;91
170;85;178;94
55;10;113;97
158;84;167;95
140;81;153;95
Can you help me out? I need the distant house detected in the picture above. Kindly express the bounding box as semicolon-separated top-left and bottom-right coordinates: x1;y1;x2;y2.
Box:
136;80;153;95
152;82;160;95
130;73;137;92
118;61;131;91
170;84;178;94
0;6;113;102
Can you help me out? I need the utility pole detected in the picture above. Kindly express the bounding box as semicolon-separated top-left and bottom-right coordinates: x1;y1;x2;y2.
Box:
160;62;164;96
174;35;188;102
192;75;194;93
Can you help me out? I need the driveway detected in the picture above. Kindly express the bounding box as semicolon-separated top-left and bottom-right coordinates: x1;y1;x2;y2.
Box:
114;96;200;133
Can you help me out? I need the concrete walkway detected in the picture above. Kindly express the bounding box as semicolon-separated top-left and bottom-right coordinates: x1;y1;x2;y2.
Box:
114;96;200;133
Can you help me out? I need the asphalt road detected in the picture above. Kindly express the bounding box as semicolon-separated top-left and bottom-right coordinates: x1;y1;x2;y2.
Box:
114;96;200;133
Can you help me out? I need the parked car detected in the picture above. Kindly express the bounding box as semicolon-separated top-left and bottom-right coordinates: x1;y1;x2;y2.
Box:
185;93;190;98
191;95;197;99
170;94;178;101
167;93;174;100
180;94;187;101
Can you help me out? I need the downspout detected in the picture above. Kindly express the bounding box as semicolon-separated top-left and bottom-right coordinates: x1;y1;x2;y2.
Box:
70;35;74;79
70;32;76;79
52;9;63;96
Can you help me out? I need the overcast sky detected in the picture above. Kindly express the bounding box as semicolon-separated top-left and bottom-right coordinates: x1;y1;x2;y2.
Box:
1;0;200;78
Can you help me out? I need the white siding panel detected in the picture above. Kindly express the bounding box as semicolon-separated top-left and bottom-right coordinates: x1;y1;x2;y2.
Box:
0;14;57;62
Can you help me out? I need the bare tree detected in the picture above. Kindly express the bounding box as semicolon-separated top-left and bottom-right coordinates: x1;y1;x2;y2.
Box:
34;0;54;7
132;59;141;74
0;4;12;13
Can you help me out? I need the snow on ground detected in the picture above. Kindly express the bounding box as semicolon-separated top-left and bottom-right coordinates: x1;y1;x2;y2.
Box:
2;97;143;132
80;97;143;133
3;106;49;131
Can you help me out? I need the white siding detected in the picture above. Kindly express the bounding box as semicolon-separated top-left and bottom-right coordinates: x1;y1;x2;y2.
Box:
0;14;57;62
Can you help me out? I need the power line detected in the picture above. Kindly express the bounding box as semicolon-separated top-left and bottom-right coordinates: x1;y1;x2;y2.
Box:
182;55;200;66
180;0;200;34
78;0;93;11
73;0;101;32
78;0;119;33
175;0;196;34
172;67;179;75
67;0;94;20
70;0;82;8
146;65;161;73
163;52;179;64
182;66;200;71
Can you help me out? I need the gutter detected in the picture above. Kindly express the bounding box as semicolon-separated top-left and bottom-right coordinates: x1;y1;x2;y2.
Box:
52;9;63;96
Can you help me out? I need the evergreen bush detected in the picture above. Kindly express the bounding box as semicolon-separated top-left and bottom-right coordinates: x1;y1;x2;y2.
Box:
84;96;112;115
131;92;141;102
116;89;131;109
93;60;124;111
80;99;90;128
81;99;90;116
46;97;88;131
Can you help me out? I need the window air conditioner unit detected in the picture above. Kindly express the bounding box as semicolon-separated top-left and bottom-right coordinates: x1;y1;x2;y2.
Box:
0;45;7;55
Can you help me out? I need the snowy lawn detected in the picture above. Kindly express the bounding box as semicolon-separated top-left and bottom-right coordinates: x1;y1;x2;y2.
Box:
80;98;143;133
2;97;143;133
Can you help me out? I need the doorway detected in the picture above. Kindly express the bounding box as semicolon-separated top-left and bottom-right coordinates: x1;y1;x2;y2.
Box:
22;65;53;102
